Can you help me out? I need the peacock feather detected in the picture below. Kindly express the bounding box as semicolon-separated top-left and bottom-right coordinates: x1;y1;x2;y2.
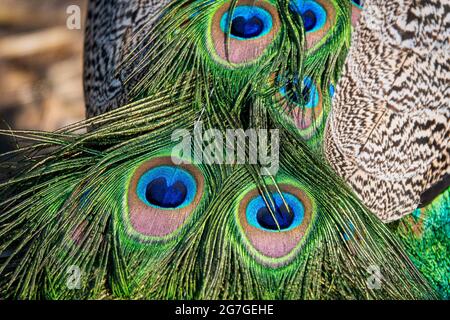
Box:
0;0;446;299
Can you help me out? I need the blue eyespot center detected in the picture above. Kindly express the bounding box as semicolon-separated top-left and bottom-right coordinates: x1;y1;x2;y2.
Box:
231;15;264;38
220;6;273;40
290;0;327;33
247;192;305;232
280;76;319;108
137;166;196;210
341;221;356;241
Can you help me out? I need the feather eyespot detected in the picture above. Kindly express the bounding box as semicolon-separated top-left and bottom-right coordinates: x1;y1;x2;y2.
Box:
208;0;280;65
341;221;356;241
278;76;324;139
237;184;314;265
126;157;204;239
289;0;336;49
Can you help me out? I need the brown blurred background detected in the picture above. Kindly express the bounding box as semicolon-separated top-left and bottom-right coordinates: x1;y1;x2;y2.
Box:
0;0;87;153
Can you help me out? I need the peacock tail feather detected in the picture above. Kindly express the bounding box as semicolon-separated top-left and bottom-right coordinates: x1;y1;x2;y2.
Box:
0;0;445;300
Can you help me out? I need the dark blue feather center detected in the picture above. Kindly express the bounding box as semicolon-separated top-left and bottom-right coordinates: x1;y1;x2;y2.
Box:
289;0;327;33
145;177;188;208
246;192;305;232
257;204;295;230
302;10;317;32
230;15;264;38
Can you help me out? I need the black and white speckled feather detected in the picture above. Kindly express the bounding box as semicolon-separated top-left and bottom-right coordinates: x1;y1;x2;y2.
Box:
83;0;172;117
325;0;449;222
